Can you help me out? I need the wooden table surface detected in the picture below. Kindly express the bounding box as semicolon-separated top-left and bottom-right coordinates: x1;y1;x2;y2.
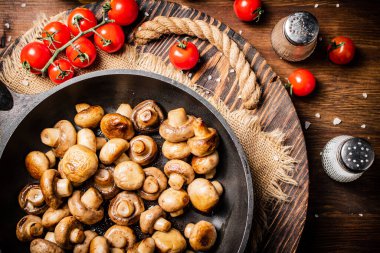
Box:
1;0;379;252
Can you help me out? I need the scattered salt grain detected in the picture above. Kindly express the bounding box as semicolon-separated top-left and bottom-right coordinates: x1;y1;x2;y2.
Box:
315;113;321;118
314;214;319;218
314;3;319;8
4;23;10;29
144;12;149;17
305;121;311;130
362;93;368;99
273;155;279;161
188;73;192;78
238;30;242;35
21;80;29;86
336;3;340;7
207;75;212;81
361;124;366;129
229;69;235;73
7;35;11;42
359;213;363;217
333;117;342;125
21;3;26;7
215;77;221;82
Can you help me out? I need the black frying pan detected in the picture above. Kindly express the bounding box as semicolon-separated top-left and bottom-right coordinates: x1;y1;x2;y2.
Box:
0;70;253;252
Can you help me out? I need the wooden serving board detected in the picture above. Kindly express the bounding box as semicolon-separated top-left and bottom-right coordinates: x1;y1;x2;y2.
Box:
0;0;309;252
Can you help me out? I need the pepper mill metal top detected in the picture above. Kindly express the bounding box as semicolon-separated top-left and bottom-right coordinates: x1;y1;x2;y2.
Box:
284;12;319;46
340;137;375;173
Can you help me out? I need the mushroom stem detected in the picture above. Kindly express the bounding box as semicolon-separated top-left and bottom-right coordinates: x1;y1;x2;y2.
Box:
26;188;45;206
168;174;186;190
168;108;188;127
70;228;85;244
193;118;211;136
27;222;44;238
75;103;90;113
137;238;155;253
96;137;107;150
140;109;153;123
44;232;56;244
94;169;112;186
143;176;159;194
154;218;171;232
212;181;224;196
132;140;146;154
117;200;135;218
80;188;103;210
45;151;56;168
116;103;133;118
56;179;73;197
184;223;194;238
170;209;184;217
41;128;61;147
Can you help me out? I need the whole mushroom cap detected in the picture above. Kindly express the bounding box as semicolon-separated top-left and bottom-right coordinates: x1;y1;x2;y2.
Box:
43;120;77;158
152;229;187;253
187;178;223;213
40;169;73;209
108;191;145;226
30;239;64;253
114;161;145;191
162;141;191;160
18;183;48;215
138;167;167;201
42;204;71;229
16;215;44;242
59;144;98;184
90;236;110;253
184;221;217;251
74;105;104;128
131;100;164;133
191;151;219;178
73;230;97;253
93;164;120;200
187;118;219;157
77;128;97;152
54;216;85;250
128;135;158;166
159;108;195;143
99;138;130;165
164;160;195;190
158;188;189;216
104;225;136;249
25;151;50;179
100;113;135;140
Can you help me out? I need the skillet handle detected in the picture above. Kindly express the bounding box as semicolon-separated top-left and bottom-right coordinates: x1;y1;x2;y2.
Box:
0;80;13;111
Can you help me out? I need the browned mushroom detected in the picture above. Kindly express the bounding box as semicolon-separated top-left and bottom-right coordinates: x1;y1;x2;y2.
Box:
96;137;107;151
40;120;77;158
187;118;219;157
73;230;98;253
68;188;104;225
18;184;48;215
162;141;191;160
128;135;158;166
59;144;98;184
74;104;104;128
159;108;195;142
40;169;73;209
116;103;133;118
54;216;85;250
44;231;57;244
114;161;145;191
140;205;171;234
99;138;130;165
93;164;120;200
127;238;155;253
158;188;189;217
152;229;186;253
104;225;136;250
25;151;55;179
30;239;64;253
16;215;44;242
75;103;90;113
191;151;219;179
184;221;217;251
100;113;135;140
138;167;167;201
187;178;223;213
108;191;144;225
131;100;164;133
77;128;97;152
90;236;110;253
164;160;195;190
42;204;71;229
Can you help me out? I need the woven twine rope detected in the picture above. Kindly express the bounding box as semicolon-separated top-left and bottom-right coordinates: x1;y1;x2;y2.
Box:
0;11;297;252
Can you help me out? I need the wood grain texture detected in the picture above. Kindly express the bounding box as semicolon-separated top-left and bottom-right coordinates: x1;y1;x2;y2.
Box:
0;0;379;253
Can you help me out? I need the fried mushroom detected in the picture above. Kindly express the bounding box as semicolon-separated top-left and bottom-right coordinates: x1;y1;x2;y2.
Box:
131;100;164;133
127;238;155;253
54;216;85;250
77;128;97;152
100;113;135;140
42;204;71;229
18;184;48;215
140;206;171;234
159;108;195;142
187;118;219;157
187;178;223;213
40;169;73;209
104;225;136;250
74;104;104;128
93;164;120;200
99;138;130;165
30;239;64;253
16;215;44;242
138;167;167;201
108;191;144;226
128;135;158;166
152;229;186;253
158;188;189;217
73;230;98;253
191;151;219;179
164;160;195;190
162;141;191;160
68;188;104;225
90;236;110;253
25;151;55;179
114;161;145;191
184;221;217;251
116;103;133;118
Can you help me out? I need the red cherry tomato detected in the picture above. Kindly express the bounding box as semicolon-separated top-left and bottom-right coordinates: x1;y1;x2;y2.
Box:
105;0;139;26
94;23;125;53
287;69;316;96
20;42;52;74
41;22;72;50
169;40;199;70
66;37;97;68
234;0;264;22
327;36;355;65
67;8;98;37
48;59;74;84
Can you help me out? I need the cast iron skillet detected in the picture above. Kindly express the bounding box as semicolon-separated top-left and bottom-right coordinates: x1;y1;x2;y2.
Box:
0;69;253;253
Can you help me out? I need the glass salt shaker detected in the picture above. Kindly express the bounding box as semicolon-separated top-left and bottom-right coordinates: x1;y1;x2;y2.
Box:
271;12;319;62
321;136;375;183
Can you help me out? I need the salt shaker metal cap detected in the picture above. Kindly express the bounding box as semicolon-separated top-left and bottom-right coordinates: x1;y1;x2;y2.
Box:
322;135;375;183
284;12;319;46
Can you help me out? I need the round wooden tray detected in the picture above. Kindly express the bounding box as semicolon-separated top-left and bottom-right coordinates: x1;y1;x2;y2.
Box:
0;0;309;252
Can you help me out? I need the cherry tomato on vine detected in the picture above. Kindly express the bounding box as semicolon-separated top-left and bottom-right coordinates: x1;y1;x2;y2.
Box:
67;8;98;37
48;59;74;84
287;69;316;96
169;39;199;70
234;0;264;22
104;0;139;26
94;23;125;53
20;42;52;74
327;36;355;65
41;22;71;50
66;37;97;68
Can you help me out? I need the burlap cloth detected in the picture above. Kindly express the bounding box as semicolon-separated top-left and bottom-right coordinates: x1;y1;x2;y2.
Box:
0;10;297;252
